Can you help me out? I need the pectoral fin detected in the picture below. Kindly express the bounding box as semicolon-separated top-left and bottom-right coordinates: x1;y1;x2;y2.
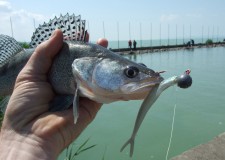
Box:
73;87;80;124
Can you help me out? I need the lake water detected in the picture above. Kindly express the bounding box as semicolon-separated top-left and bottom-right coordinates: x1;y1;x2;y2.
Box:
58;46;225;160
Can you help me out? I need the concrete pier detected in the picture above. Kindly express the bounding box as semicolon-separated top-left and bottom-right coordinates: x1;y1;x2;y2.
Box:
111;42;225;55
171;132;225;160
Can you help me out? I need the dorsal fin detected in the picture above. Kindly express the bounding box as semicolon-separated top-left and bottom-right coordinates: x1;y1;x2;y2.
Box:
30;13;86;48
0;35;23;67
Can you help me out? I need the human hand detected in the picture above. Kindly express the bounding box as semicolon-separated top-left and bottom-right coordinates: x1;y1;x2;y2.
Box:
97;38;108;48
85;31;109;48
0;29;102;160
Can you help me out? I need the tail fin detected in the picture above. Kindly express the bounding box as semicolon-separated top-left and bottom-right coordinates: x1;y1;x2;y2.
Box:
120;137;135;157
0;35;23;68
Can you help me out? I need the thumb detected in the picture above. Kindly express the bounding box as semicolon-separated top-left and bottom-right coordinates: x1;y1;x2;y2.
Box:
18;29;63;82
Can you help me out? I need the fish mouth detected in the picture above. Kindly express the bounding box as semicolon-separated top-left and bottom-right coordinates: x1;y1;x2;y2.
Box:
121;76;163;93
118;77;163;101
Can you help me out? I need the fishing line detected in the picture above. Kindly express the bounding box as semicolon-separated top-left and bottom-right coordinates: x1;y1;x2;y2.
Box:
165;87;178;160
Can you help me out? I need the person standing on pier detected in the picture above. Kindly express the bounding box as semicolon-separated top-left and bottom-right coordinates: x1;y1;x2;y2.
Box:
128;40;132;50
191;39;195;46
133;40;137;50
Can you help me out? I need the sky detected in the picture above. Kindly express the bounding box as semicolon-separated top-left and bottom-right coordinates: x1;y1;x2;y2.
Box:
0;0;225;42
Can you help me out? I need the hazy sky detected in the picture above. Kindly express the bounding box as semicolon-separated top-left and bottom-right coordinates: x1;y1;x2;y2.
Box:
1;0;225;42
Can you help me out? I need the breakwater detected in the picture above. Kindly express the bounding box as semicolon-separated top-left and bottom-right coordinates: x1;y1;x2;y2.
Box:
171;132;225;160
111;42;225;54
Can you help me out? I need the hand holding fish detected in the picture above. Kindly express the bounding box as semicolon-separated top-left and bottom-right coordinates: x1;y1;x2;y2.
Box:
0;30;102;160
0;14;192;158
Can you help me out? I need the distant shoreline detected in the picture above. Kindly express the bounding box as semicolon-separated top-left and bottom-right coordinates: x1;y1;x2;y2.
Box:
111;42;225;55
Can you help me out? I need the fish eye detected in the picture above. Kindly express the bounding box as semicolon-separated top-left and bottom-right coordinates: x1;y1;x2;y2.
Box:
124;66;139;78
138;63;147;67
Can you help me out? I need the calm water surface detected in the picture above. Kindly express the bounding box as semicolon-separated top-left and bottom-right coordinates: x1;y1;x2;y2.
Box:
58;46;225;160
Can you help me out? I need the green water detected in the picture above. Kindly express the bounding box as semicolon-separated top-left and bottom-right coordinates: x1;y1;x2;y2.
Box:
58;46;225;160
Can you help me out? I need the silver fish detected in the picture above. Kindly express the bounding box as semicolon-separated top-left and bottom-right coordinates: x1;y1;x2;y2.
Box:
0;14;163;132
0;36;163;114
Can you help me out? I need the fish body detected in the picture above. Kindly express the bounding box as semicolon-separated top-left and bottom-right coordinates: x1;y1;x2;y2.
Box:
0;40;163;103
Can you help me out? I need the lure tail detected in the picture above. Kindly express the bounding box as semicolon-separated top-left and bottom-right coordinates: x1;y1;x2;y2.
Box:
120;137;135;157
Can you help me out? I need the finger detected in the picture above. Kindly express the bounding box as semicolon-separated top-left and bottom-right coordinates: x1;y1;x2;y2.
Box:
18;29;63;82
78;98;102;123
96;38;108;48
84;32;89;42
62;100;101;148
32;99;102;148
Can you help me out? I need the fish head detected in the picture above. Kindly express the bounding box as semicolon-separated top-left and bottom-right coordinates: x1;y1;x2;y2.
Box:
72;44;164;103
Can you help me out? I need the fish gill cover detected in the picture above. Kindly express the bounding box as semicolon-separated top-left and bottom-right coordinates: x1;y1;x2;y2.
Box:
30;13;86;48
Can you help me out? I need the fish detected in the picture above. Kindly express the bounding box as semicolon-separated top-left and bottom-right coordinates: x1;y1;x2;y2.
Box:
0;13;192;157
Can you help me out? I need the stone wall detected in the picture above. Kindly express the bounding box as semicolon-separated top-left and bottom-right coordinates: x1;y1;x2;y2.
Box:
171;132;225;160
